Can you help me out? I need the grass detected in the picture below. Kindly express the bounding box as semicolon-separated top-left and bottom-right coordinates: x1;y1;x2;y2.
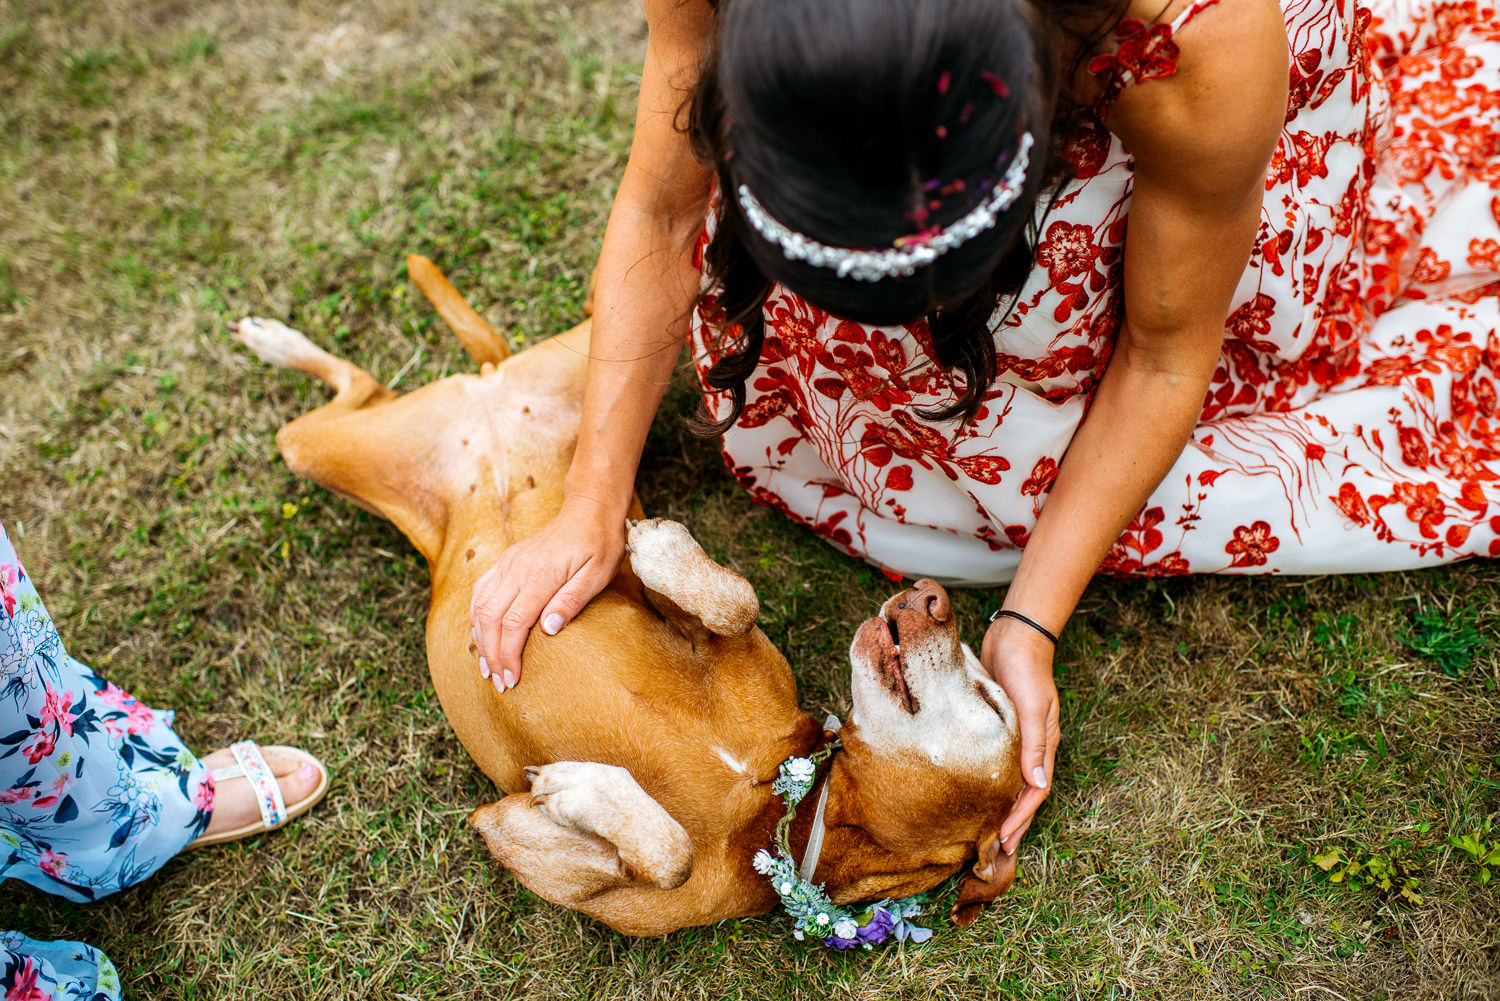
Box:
1;1;1498;998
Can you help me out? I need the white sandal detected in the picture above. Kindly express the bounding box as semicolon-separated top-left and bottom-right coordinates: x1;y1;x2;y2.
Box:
187;740;329;849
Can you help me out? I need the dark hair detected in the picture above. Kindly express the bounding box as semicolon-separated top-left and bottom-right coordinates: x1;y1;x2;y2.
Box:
688;0;1123;430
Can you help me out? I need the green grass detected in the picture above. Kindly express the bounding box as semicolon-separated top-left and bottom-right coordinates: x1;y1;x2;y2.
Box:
2;1;1499;998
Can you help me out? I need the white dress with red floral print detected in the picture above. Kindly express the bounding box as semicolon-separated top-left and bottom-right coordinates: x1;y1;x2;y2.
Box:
691;0;1500;584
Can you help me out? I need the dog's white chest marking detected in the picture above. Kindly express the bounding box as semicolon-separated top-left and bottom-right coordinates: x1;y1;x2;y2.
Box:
713;746;752;777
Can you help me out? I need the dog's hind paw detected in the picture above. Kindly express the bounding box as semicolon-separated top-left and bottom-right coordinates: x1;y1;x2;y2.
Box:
234;316;321;368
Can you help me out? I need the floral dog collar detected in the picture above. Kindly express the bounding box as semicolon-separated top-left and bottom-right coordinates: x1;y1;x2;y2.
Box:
754;717;932;948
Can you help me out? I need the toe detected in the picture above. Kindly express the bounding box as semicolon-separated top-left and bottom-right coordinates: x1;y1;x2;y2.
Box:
260;748;324;809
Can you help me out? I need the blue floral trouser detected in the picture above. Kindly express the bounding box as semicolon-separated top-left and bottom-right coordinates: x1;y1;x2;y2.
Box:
1;520;213;1000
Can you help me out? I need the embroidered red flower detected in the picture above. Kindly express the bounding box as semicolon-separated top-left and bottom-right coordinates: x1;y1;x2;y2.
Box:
1021;457;1059;497
1398;427;1431;469
1118;506;1166;557
1414;78;1467;117
1390;481;1448;538
1225;293;1278;342
1063;119;1111;178
954;454;1011;485
738;392;790;429
893;412;952;458
1332;483;1370;526
859;424;919;466
1087;17;1185;116
1226;521;1280;567
1466;238;1500;272
1036;221;1101;285
868;331;907;375
1412;247;1452;283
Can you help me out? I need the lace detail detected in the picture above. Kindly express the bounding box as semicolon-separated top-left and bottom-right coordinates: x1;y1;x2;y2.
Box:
1087;0;1223;117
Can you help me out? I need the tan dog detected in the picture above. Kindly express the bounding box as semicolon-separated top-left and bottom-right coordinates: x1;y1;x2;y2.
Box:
235;258;1023;936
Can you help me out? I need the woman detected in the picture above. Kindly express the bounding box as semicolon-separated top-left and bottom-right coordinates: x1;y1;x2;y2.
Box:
1;521;328;999
471;0;1500;856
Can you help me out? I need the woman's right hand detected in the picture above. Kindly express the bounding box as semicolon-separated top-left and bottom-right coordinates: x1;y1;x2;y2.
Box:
469;496;627;692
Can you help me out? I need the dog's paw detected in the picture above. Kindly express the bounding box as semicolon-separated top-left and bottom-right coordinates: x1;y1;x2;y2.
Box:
624;518;694;562
524;761;637;836
233;317;320;367
627;519;758;636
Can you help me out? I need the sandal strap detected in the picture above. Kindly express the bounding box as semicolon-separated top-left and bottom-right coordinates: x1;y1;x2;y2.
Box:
225;740;287;829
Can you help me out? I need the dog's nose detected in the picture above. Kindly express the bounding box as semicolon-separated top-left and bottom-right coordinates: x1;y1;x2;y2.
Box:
910;579;952;623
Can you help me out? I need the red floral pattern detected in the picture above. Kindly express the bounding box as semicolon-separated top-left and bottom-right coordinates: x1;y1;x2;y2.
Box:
691;0;1500;583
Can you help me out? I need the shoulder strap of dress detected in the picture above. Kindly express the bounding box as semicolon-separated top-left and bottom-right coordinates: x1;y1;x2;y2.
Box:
1168;0;1223;33
1088;0;1223;118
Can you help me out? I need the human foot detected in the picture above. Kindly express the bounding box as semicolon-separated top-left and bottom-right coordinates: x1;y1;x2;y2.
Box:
191;743;328;847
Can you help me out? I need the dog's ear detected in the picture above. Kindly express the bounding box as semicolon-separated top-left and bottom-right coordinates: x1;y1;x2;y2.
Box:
950;829;1018;926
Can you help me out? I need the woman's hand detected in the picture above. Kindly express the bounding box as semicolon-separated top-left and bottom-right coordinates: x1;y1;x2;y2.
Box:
469;496;627;692
981;616;1061;854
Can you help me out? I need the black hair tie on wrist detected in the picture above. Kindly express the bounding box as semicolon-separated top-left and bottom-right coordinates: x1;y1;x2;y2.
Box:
988;608;1059;646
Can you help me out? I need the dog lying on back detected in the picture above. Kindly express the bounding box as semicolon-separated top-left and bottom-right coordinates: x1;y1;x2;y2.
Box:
236;257;1023;934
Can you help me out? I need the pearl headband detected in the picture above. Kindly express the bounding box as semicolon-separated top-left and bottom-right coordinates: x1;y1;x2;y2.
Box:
735;132;1034;283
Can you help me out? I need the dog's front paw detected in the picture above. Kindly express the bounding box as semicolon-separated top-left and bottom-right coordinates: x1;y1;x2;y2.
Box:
626;519;759;636
625;518;695;563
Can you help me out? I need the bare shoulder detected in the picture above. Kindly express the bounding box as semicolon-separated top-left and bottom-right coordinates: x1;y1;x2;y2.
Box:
1108;0;1289;197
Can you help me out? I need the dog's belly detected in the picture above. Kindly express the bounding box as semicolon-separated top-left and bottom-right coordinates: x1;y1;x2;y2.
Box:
425;580;817;927
426;585;806;786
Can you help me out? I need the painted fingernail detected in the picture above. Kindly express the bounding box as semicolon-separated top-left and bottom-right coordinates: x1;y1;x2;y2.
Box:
1032;766;1048;788
542;613;564;635
492;671;504;693
479;657;490;679
471;627;479;646
502;669;517;689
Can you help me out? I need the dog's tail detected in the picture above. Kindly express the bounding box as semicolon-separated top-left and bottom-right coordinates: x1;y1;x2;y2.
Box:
406;254;512;366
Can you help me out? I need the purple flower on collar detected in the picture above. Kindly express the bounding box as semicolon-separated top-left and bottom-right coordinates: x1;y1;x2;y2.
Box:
823;906;897;949
856;906;895;944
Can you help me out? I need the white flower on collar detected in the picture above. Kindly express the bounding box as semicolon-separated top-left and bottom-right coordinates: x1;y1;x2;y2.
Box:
784;757;816;783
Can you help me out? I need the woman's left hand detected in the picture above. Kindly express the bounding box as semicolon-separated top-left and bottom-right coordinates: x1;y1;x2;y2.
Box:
981;615;1060;854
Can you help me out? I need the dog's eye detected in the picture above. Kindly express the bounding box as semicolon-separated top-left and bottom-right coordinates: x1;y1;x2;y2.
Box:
973;681;1004;719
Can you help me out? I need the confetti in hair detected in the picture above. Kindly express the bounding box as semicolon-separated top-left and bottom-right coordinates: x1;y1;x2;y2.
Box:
978;69;1010;97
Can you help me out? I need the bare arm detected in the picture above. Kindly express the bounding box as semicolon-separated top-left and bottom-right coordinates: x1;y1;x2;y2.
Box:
471;0;715;689
988;0;1288;850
